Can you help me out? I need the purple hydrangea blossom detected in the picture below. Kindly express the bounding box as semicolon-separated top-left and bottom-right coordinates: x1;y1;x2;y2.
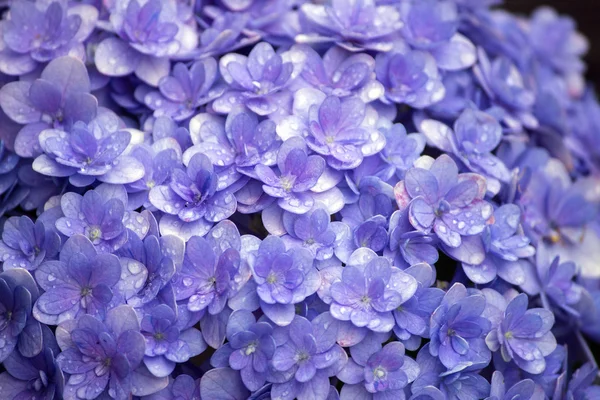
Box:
213;42;296;115
55;305;152;400
255;137;326;214
399;0;477;71
0;268;43;362
418;108;510;195
56;189;128;252
329;248;418;333
486;294;557;375
210;309;276;391
34;111;145;187
375;45;446;109
337;340;419;399
0;56;97;158
378;124;426;181
411;344;490;400
141;304;206;377
486;370;540;400
249;235;320;326
94;0;198;86
386;208;439;270
429;283;492;371
293;45;384;102
271;313;347;400
0;216;60;270
144;58;225;121
298;0;403;52
0;0;98;75
395;154;494;250
172;235;241;317
186;109;280;183
33;235;121;324
150;152;237;240
393;263;444;350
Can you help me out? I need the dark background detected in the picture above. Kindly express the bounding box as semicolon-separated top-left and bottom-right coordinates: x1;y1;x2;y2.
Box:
505;1;600;81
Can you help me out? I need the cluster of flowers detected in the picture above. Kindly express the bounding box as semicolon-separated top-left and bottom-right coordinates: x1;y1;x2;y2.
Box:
0;0;600;399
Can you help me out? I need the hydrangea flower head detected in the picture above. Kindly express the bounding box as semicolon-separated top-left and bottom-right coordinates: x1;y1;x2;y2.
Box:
486;293;557;375
95;0;198;86
55;305;147;400
329;248;418;333
213;42;295;115
395;154;493;250
0;0;98;75
429;283;492;370
338;340;419;399
0;216;60;270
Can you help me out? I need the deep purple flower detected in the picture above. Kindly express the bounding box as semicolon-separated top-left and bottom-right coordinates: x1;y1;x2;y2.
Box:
186;109;280;182
213;42;295;116
0;0;98;75
0;268;42;362
0;56;97;158
298;0;403;52
144;58;225;121
255;137;326;214
429;283;492;370
56;189;128;253
172;235;241;316
418;109;510;195
486;294;556;375
294;45;384;102
0;216;60;270
486;371;539;400
375;45;445;109
33;235;121;324
141;304;206;377
411;344;490;400
395;154;493;249
337;340;419;399
271;314;347;400
330;248;418;333
95;0;198;86
150;152;237;239
55;306;150;400
0;328;64;400
34;111;145;187
247;235;319;326
210;310;276;391
392;263;444;350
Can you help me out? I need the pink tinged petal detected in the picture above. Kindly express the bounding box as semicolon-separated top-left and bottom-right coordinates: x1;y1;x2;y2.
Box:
95;38;140;77
0;81;40;124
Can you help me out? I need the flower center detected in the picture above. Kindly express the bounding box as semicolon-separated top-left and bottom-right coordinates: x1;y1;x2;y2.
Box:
280;176;294;192
447;328;455;336
146;180;156;189
88;227;102;241
504;331;513;339
81;287;92;296
325;136;335;144
267;273;278;284
154;332;165;340
373;366;387;380
245;341;258;355
208;277;216;286
360;295;371;305
295;351;310;363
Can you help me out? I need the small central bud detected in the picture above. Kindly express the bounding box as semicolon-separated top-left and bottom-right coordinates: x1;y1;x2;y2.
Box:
280;176;294;192
267;273;277;284
360;295;371;305
146;180;156;189
504;331;513;339
208;277;216;286
304;238;315;245
447;328;455;336
295;351;310;363
88;227;102;241
245;342;257;355
81;287;92;296
373;366;386;380
325;136;335;144
154;332;165;340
